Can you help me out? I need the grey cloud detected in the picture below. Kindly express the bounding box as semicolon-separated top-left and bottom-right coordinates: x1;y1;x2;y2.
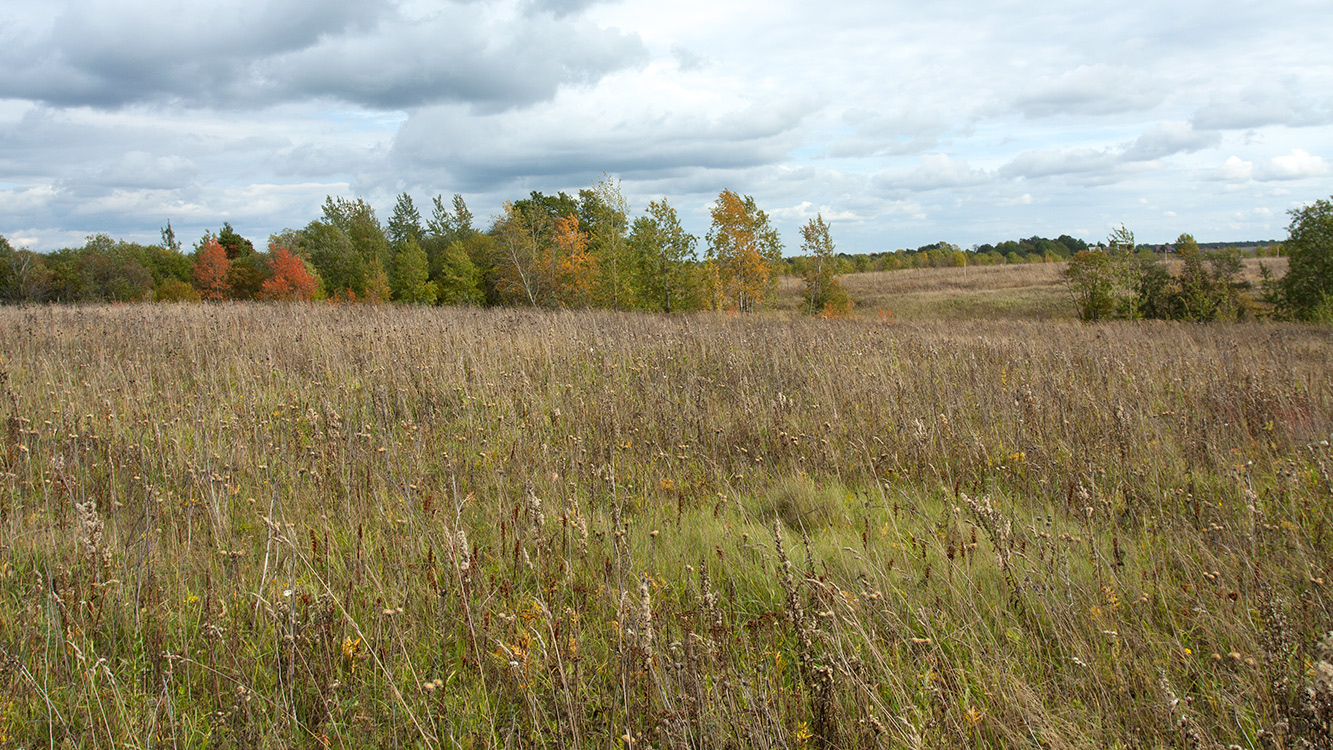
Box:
1014;64;1164;118
999;147;1120;181
526;0;609;18
0;0;381;108
671;45;706;72
1192;82;1332;130
0;0;644;111
1121;121;1220;162
277;13;646;110
388;96;812;192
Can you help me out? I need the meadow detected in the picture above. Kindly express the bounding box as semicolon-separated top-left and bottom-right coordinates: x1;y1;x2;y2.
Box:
1;266;1330;748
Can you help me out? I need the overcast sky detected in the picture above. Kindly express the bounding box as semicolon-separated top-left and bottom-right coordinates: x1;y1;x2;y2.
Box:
2;0;1331;254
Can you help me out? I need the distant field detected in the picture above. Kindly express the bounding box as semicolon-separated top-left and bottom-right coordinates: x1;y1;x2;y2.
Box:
1;300;1329;749
778;257;1290;321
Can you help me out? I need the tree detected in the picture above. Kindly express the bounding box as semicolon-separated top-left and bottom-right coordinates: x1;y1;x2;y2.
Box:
434;239;485;306
1064;250;1116;321
161;221;181;253
1106;225;1140;318
304;220;366;299
630;198;700;313
260;244;318;301
1174;233;1218;321
1278;196;1333;322
322;196;390;271
583;175;633;310
491;201;545;306
799;215;852;317
0;238;52;304
706;189;783;312
390;238;436;304
363;257;392;303
216;222;255;260
192;238;231;300
226;253;268;300
551;213;596;307
387;192;423;250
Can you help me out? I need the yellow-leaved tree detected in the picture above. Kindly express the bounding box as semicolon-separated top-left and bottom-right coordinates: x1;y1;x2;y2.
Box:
705;189;783;312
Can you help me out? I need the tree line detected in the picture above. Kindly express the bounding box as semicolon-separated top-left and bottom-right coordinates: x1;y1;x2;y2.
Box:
1064;198;1331;323
0;177;851;317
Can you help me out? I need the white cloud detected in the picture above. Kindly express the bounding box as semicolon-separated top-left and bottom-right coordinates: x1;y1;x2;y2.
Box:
1213;156;1254;181
1211;150;1330;183
876;154;991;192
1256;149;1329;181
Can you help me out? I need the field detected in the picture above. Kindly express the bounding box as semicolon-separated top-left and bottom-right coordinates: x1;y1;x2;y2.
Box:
1;266;1331;748
773;257;1288;321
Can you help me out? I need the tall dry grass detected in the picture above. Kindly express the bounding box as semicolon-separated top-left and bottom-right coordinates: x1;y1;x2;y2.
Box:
0;303;1330;748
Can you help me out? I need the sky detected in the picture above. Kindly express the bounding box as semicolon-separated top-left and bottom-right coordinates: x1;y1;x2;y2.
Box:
2;0;1331;254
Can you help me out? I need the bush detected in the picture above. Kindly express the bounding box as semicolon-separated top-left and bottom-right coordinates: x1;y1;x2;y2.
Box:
1064;250;1117;320
1279;197;1333;321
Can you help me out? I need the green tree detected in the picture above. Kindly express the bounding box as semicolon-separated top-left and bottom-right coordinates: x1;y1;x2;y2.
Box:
1064;250;1117;321
434;239;485;306
1132;249;1173;320
226;253;269;300
629;198;700;313
1278;197;1333;321
304;220;366;299
387;192;423;250
583;175;634;310
216;222;255;260
390;238;437;304
799;215;852;317
1174;234;1218;321
161;221;181;253
1105;225;1140;318
322;196;390;271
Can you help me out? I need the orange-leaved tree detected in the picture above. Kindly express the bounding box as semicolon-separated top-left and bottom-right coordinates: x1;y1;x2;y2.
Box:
706;189;782;312
552;213;597;307
192;238;231;300
260;244;317;301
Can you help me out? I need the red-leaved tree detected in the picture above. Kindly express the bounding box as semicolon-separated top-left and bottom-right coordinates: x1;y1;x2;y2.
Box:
192;238;231;301
259;244;316;301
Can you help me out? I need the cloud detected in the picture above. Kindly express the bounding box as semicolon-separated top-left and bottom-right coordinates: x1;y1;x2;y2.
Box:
1210;150;1329;182
274;10;647;110
0;0;646;110
1192;82;1332;130
1258;149;1329;180
876;154;991;192
827;110;948;158
86;151;199;190
999;147;1120;181
1121;121;1220;162
387;76;816;192
1013;64;1165;119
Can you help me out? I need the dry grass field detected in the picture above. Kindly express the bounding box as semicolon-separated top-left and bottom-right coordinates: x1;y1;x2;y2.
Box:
775;257;1290;321
1;293;1330;748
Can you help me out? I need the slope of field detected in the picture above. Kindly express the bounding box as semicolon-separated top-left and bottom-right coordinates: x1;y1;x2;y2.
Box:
1;303;1330;748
